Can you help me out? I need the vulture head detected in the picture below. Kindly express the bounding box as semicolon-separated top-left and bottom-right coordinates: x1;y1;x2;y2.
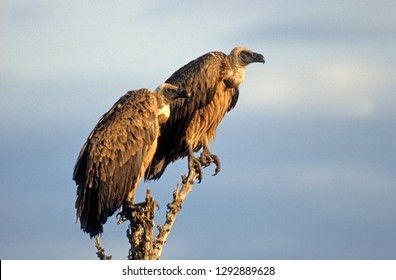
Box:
230;46;265;67
156;83;189;103
156;83;189;123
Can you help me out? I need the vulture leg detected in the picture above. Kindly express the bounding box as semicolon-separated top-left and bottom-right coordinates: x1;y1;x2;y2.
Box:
116;201;146;224
184;148;203;184
199;147;221;176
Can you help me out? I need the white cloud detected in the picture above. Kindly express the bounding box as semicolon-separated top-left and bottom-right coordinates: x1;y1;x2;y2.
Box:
310;61;382;118
243;47;395;119
0;1;253;83
282;162;395;194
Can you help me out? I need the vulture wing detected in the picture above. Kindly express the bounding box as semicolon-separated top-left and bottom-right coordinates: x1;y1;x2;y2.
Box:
73;89;159;237
145;51;239;180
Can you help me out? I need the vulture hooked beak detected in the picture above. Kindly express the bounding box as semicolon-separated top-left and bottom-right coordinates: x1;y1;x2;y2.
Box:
177;89;190;99
252;52;265;64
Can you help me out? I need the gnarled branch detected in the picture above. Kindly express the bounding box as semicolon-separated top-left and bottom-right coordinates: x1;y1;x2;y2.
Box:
94;169;197;260
127;169;198;260
95;236;112;260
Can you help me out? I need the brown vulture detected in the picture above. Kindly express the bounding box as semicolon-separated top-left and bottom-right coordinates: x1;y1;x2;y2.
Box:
73;83;189;237
145;46;265;182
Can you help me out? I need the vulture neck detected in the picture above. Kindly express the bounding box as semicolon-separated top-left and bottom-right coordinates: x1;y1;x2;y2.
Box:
156;96;171;124
227;56;246;87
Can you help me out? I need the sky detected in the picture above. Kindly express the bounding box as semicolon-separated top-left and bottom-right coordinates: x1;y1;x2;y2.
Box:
1;0;395;260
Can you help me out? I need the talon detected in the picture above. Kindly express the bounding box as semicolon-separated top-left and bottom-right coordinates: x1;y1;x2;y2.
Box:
187;150;203;183
212;154;221;176
189;156;203;183
199;150;221;176
116;202;145;224
116;212;127;224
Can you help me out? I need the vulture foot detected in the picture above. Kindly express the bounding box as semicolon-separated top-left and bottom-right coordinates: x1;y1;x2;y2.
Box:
116;201;145;224
199;150;221;176
184;154;203;184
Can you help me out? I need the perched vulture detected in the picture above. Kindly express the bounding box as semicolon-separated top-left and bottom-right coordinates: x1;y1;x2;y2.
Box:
73;83;189;237
145;46;265;182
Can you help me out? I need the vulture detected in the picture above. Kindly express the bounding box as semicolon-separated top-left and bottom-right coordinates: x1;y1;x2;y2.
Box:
145;46;265;182
73;83;189;237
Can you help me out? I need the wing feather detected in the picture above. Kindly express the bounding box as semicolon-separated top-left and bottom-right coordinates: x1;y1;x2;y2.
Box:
73;89;158;236
145;51;229;180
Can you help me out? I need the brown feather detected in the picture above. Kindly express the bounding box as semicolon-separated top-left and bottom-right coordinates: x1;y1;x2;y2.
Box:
145;47;264;180
73;89;160;237
73;83;188;237
145;49;247;180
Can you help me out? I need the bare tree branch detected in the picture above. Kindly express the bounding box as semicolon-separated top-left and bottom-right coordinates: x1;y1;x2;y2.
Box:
128;169;198;260
95;236;112;260
94;169;198;260
126;189;158;260
152;171;197;259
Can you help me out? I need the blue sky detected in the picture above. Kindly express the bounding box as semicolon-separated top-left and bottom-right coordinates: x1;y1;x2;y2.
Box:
1;0;395;259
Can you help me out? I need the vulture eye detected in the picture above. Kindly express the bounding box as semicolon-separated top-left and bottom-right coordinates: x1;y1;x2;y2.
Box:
241;51;250;57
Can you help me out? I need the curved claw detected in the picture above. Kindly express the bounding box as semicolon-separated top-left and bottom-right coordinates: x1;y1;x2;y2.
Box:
116;202;145;224
188;156;203;183
116;211;127;225
211;154;221;176
185;149;203;184
199;151;221;176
